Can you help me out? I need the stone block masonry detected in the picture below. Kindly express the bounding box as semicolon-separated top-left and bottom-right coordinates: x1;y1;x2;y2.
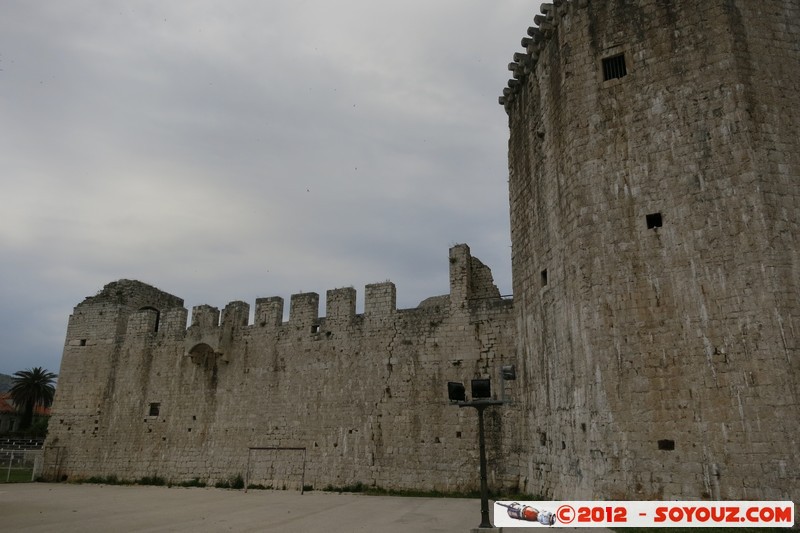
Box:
44;245;521;492
503;0;799;504
44;0;799;506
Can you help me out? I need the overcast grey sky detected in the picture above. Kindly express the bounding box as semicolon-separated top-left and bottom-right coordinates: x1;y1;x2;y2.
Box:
0;1;541;376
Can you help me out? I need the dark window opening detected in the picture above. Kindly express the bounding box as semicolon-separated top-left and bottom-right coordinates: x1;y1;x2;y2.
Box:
646;212;663;229
311;324;320;334
539;432;547;446
456;431;462;438
79;339;87;346
603;53;627;81
658;439;675;451
541;269;548;287
580;422;587;433
148;402;160;417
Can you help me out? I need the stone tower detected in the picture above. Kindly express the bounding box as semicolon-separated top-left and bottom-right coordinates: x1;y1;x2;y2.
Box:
502;0;799;501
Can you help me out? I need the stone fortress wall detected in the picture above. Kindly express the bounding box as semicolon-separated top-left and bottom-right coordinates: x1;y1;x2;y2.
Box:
44;245;522;491
45;0;799;505
502;0;799;502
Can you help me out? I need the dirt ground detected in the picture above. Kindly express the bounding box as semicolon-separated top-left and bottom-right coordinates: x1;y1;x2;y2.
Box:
0;482;581;532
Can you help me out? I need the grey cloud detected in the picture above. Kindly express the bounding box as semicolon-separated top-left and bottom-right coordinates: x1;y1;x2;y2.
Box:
0;0;536;374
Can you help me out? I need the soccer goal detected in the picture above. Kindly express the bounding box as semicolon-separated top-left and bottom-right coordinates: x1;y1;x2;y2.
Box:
244;447;307;494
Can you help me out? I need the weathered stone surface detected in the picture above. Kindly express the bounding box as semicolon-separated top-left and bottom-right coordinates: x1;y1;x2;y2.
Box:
44;0;799;505
44;245;520;492
505;0;799;503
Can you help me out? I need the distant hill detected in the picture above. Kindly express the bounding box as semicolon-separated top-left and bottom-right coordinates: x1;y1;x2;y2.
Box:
0;373;14;393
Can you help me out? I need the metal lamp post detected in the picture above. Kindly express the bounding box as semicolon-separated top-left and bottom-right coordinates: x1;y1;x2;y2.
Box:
448;367;515;530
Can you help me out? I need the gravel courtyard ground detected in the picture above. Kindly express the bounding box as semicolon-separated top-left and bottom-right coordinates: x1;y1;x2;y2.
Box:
0;482;585;532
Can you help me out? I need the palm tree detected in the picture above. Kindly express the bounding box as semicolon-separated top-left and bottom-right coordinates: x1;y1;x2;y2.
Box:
9;367;57;431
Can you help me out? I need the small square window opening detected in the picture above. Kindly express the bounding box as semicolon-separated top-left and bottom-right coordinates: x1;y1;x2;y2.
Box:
148;403;160;417
603;54;627;81
658;439;675;451
646;212;663;229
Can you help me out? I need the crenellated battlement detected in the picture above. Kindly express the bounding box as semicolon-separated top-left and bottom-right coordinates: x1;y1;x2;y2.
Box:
325;287;357;326
190;304;220;328
288;292;320;328
255;296;284;328
499;1;575;113
166;243;504;334
127;308;160;334
65;244;509;352
221;301;249;329
364;282;396;318
160;307;189;337
50;244;517;491
48;1;800;501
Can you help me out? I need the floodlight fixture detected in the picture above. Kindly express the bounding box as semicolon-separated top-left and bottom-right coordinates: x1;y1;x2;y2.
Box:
447;381;466;403
471;378;491;399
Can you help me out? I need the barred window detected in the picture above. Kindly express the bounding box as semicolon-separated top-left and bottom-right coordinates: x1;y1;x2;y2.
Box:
603;53;627;81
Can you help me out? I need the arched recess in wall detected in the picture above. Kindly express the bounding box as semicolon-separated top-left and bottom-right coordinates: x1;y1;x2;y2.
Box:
188;343;218;370
139;306;160;332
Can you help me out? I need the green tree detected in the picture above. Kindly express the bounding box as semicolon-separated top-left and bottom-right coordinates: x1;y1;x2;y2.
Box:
9;367;57;431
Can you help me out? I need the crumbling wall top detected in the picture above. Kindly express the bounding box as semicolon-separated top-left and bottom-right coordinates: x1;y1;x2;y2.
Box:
84;245;509;334
81;279;184;309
